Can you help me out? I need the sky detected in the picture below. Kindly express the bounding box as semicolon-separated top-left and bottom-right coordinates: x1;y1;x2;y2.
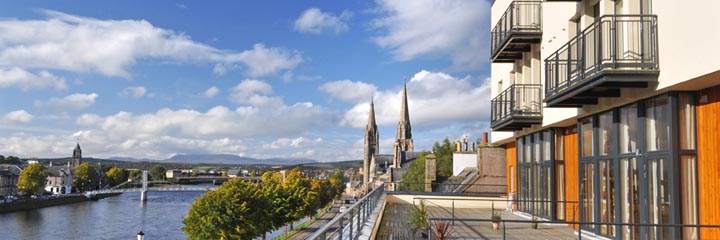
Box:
0;0;493;162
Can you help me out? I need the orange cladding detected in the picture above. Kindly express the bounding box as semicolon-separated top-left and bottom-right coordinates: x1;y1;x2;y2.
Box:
697;85;720;239
506;142;517;206
563;128;579;230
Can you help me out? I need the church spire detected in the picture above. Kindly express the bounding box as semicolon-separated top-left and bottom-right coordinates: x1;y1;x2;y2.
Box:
397;81;411;139
367;97;377;128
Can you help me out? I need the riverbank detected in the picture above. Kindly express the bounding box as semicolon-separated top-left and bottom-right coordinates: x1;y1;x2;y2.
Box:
0;192;122;214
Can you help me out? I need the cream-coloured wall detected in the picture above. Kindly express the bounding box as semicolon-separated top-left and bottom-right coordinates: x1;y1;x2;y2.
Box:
452;152;477;176
489;1;577;144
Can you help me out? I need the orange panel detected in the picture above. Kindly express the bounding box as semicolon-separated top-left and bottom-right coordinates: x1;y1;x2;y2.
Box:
698;85;720;239
563;127;579;230
506;142;517;199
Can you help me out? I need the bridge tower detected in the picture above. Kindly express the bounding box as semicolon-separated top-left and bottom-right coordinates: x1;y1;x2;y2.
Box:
140;170;148;201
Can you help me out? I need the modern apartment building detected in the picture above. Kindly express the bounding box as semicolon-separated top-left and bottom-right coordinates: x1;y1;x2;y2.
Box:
490;0;720;239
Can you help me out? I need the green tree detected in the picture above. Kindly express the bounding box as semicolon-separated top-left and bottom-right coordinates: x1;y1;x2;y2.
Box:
17;163;48;196
105;167;128;186
74;163;99;192
128;169;142;181
183;179;271;240
149;165;166;181
399;138;456;191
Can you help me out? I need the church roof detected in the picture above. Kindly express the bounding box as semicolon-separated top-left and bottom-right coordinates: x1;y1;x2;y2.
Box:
367;98;377;129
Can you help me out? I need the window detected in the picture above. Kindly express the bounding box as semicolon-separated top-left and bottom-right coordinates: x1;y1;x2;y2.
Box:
581;163;594;230
647;158;669;239
599;160;615;236
646;96;669;151
582;117;594;157
620;104;638;154
599;111;614;156
620;158;640;240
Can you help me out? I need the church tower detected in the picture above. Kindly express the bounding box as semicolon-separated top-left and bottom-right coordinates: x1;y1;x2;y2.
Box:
72;143;82;170
393;82;413;168
363;98;379;188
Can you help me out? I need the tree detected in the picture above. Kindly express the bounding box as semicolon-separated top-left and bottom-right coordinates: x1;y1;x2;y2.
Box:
17;163;48;196
150;165;166;181
74;163;99;192
105;167;128;186
128;169;142;181
399;138;456;191
183;179;271;240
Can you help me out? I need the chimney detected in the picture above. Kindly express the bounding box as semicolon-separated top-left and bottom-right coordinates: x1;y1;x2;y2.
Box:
482;132;488;144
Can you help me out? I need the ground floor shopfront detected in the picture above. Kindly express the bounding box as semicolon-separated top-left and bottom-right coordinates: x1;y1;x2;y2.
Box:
506;85;720;239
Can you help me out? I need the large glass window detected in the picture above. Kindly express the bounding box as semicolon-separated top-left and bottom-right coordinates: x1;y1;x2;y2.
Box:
582;117;594;157
582;163;594;230
556;163;565;220
620;158;640;240
516;130;560;220
599;160;615;237
647;158;669;239
681;155;698;239
599;111;614;156
679;94;696;150
646;97;669;151
620;104;638;154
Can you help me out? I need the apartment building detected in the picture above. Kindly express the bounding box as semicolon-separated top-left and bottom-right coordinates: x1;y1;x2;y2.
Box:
489;0;720;239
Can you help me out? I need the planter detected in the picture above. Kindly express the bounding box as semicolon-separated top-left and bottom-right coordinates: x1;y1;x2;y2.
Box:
492;221;500;230
531;222;538;229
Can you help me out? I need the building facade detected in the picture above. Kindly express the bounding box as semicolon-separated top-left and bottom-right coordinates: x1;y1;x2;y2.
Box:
0;165;21;197
490;0;720;239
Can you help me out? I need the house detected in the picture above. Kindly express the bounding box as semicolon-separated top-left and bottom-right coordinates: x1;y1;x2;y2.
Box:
0;165;21;197
490;0;720;239
45;165;73;194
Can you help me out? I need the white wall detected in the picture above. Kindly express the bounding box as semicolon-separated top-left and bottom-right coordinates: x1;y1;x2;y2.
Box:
453;152;477;176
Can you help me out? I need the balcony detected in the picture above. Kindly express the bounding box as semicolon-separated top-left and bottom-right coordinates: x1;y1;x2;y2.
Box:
491;1;542;63
545;15;659;107
491;84;543;131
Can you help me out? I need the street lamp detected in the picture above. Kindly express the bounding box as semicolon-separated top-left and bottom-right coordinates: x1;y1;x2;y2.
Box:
137;231;144;240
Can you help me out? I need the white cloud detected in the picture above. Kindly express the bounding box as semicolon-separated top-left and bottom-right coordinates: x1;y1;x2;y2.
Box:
229;79;283;107
203;86;219;98
35;93;98;110
371;0;490;69
119;86;147;98
319;80;377;103
342;70;490;128
294;8;351;34
0;67;67;90
3;110;34;122
0;10;302;78
262;137;323;150
76;104;337;139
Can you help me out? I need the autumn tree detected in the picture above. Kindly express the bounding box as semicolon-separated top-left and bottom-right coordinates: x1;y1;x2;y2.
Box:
74;163;99;192
128;169;142;181
17;163;48;196
105;167;128;186
183;179;271;240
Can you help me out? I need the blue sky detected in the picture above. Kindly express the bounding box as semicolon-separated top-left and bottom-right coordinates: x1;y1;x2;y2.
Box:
0;0;493;162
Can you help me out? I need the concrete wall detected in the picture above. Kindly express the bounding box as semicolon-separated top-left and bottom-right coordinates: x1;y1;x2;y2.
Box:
452;152;477;176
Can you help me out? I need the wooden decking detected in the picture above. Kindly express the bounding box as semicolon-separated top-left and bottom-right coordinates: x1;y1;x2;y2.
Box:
376;203;577;239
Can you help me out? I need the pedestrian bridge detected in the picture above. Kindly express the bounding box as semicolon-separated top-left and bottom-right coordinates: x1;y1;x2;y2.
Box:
85;170;218;200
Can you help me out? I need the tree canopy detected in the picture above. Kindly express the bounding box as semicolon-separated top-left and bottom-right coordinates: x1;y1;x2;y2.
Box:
399;138;455;191
17;163;48;196
74;163;99;192
105;167;128;186
184;168;344;239
149;165;166;181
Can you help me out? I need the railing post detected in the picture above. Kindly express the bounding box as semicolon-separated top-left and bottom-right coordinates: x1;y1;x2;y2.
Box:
452;200;455;226
502;221;506;240
338;215;343;239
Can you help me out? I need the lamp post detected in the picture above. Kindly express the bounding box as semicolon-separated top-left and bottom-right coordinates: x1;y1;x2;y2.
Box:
137;231;144;240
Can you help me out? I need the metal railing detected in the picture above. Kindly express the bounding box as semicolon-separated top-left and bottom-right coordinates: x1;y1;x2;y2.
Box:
491;84;543;128
491;1;542;59
389;182;507;195
545;15;659;99
307;183;385;240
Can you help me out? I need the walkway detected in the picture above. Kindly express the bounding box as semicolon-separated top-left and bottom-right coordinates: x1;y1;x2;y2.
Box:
377;203;576;239
287;203;342;240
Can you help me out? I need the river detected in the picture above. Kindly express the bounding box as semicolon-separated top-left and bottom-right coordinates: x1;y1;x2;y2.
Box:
0;190;300;240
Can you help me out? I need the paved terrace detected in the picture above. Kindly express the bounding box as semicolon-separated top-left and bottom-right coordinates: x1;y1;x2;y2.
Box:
375;194;576;239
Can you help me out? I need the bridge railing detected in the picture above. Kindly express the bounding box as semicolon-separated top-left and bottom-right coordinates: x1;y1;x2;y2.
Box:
307;183;385;240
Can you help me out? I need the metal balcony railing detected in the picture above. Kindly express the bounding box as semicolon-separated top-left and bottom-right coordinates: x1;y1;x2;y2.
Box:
545;15;659;102
307;183;384;240
491;84;543;130
491;1;542;62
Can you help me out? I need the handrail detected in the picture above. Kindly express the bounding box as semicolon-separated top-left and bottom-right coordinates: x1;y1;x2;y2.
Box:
544;14;659;99
307;183;385;240
491;1;542;59
491;84;543;127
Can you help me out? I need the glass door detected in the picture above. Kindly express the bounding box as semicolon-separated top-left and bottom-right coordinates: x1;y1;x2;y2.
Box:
646;157;669;240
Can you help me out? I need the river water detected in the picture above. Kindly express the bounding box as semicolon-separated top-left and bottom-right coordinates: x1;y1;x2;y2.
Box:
0;190;306;240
